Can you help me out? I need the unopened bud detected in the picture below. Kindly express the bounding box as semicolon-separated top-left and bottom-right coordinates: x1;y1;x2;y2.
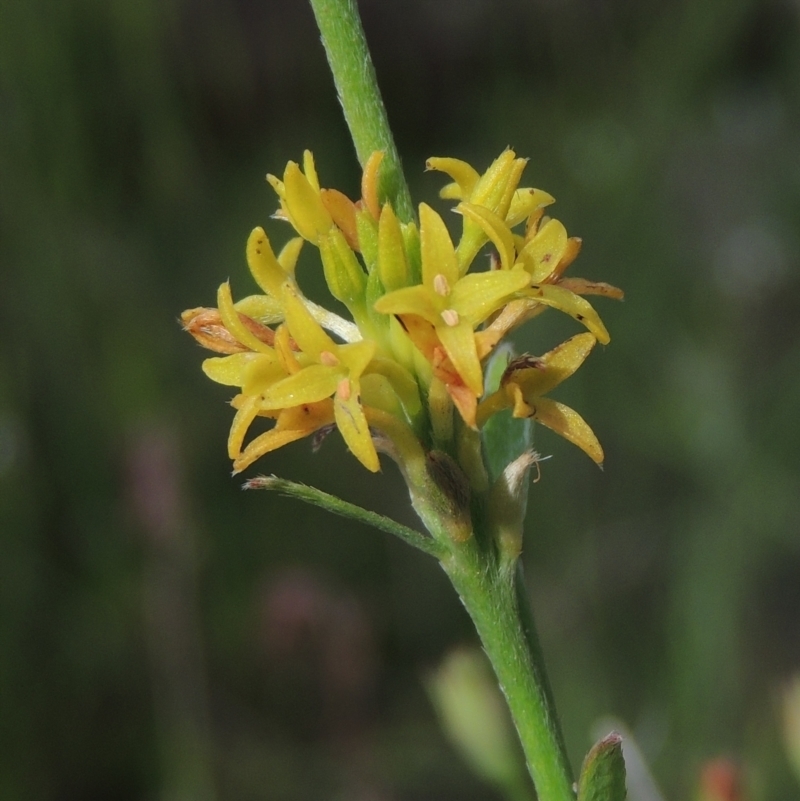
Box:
181;307;276;354
488;450;540;560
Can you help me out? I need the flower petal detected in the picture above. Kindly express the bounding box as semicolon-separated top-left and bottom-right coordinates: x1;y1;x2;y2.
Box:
516;218;568;283
246;227;287;298
436;319;483;396
469;149;518;211
448;268;531;326
231;400;335;473
366;356;423;418
232;427;311;474
447;382;479;429
260;364;340;409
217;282;274;354
426;156;480;199
505;188;555;228
504;334;597;398
281;284;338;358
334;386;380;472
522;396;604;465
266;173;285;200
202;352;264;386
373;285;442;325
550;236;582;279
241;354;291;396
275;400;335;433
420;203;459;288
522;284;611;344
277;237;304;276
393;314;439;363
338;339;377;380
378;203;411;291
275;323;302;374
228;394;261;459
456;202;516;271
283;161;333;243
302;150;320;191
234;294;284;325
474;388;512;429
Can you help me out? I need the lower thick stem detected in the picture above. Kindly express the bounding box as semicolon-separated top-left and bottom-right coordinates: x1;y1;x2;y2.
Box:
442;550;575;801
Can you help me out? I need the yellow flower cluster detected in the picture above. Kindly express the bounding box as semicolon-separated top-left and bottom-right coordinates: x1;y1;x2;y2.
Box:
182;150;622;475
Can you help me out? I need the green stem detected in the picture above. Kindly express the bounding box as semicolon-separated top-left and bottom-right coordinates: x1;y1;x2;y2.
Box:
308;0;414;220
441;543;575;801
308;2;573;795
513;562;572;772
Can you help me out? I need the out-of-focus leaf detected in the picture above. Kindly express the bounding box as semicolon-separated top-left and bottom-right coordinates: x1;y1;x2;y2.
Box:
578;731;627;801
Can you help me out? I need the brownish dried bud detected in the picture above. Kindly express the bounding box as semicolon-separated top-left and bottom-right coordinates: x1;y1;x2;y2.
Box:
181;307;276;354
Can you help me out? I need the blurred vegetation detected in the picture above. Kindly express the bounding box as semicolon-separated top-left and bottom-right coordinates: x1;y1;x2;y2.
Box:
1;0;800;799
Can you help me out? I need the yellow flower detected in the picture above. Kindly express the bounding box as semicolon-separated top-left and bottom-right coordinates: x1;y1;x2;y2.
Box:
262;284;379;471
227;396;336;475
183;149;619;476
427;149;551;270
203;280;380;473
199;332;337;474
374;203;529;402
477;333;604;465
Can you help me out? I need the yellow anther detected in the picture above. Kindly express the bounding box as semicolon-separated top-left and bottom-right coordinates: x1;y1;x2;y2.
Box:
336;377;352;401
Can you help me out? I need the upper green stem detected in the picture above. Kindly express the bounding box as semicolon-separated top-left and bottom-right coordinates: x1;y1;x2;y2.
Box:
308;0;415;221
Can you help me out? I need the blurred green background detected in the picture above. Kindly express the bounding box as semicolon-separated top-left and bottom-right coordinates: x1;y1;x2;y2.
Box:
2;0;800;799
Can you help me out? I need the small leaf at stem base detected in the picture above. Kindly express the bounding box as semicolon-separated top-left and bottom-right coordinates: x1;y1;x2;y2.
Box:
577;731;627;801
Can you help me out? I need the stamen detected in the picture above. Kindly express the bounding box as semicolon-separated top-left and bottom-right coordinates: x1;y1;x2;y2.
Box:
433;274;451;296
319;350;340;367
440;309;460;327
336;377;351;401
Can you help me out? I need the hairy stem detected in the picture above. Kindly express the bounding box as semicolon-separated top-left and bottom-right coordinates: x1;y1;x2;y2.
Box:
442;543;575;801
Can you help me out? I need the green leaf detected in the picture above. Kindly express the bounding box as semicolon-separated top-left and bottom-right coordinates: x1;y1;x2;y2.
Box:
577;732;627;801
243;475;445;557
